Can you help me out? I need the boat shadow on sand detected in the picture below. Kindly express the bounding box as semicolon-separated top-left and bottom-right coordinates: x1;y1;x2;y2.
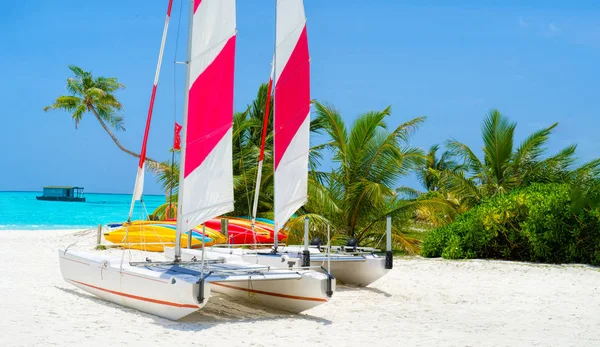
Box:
56;286;332;330
335;284;392;297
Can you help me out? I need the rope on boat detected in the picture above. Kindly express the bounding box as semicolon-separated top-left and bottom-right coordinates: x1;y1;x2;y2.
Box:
64;227;102;253
247;275;255;298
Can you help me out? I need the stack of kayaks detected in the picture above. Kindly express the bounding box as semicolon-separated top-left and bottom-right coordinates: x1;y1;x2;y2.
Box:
205;217;286;244
104;217;285;252
103;220;225;252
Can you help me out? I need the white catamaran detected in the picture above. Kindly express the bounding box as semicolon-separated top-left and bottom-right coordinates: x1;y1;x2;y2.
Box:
59;0;334;321
175;0;393;287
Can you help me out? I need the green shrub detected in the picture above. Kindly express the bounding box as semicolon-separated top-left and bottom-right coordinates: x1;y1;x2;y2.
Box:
420;225;452;257
421;183;600;265
441;234;465;259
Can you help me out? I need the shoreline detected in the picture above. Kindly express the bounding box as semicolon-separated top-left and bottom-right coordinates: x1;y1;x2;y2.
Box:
1;229;599;346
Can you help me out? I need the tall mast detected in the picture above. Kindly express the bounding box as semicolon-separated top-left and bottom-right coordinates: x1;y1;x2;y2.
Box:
174;0;195;260
127;0;174;222
272;0;279;250
250;60;274;236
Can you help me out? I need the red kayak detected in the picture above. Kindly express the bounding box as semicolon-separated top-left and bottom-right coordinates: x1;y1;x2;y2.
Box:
204;219;286;244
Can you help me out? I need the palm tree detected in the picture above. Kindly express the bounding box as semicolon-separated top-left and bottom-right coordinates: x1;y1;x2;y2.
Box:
44;65;157;164
417;144;461;192
230;83;274;217
442;109;599;206
283;101;449;253
149;157;179;220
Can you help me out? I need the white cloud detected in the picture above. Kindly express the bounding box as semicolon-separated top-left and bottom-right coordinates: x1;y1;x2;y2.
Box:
548;23;561;34
519;17;528;27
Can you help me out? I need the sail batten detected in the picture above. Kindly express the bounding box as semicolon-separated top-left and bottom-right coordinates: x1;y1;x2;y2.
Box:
274;0;310;240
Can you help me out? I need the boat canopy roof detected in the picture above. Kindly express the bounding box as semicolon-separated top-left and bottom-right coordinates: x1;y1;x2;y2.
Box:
43;186;83;189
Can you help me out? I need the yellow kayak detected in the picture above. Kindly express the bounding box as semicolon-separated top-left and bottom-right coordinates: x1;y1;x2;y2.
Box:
104;220;226;252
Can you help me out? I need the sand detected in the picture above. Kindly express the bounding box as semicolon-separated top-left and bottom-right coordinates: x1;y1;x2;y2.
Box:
1;229;599;347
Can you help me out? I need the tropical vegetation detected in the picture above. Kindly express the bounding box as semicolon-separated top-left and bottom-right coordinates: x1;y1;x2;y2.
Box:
284;101;434;254
48;65;600;263
418;110;600;264
145;84;444;254
421;183;600;265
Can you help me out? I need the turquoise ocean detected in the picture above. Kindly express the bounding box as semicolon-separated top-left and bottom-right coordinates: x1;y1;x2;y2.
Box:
0;191;165;230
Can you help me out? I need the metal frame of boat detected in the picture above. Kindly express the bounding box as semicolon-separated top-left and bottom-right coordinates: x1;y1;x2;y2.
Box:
163;246;334;314
180;247;387;287
181;216;394;287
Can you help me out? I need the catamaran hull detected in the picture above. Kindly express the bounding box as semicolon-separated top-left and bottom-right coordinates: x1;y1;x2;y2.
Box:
165;247;334;313
244;254;387;286
210;274;331;313
200;247;389;286
309;256;388;286
58;249;207;320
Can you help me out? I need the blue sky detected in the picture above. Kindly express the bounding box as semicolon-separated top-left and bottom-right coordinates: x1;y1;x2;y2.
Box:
1;0;599;194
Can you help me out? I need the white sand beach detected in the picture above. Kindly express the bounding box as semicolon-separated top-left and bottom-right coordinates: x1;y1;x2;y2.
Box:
1;229;599;347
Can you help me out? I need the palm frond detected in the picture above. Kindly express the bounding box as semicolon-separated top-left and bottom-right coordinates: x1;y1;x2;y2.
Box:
396;186;423;199
481;109;516;186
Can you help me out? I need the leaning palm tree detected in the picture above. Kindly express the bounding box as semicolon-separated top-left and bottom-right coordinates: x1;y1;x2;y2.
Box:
44;65;157;164
284;101;449;254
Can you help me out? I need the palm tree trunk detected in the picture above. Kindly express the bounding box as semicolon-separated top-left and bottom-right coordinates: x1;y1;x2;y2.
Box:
88;107;159;165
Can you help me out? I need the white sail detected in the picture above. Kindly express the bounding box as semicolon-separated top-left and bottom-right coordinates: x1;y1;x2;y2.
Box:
177;0;237;234
274;0;310;242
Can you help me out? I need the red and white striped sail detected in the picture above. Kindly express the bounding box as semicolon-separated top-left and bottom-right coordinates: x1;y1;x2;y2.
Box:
128;0;173;220
178;0;236;232
274;0;310;238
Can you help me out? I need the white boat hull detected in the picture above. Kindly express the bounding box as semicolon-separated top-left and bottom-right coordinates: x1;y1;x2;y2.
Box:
164;247;334;313
308;255;388;286
202;246;389;286
209;271;331;313
58;249;207;320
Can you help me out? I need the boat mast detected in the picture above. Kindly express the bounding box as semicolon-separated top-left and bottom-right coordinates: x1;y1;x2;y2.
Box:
174;0;195;261
250;60;274;237
273;0;279;251
127;0;174;223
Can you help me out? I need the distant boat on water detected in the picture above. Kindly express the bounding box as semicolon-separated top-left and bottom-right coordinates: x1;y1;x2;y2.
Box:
36;186;86;202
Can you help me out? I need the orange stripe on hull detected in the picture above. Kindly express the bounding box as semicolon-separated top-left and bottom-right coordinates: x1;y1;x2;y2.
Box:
68;279;198;309
211;282;327;302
